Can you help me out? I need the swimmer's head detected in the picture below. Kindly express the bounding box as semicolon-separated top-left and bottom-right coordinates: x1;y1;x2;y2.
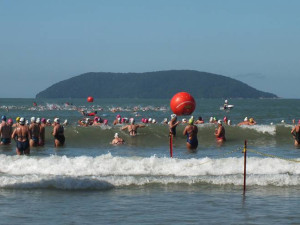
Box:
114;133;119;138
213;117;216;121
225;99;228;103
1;115;6;121
19;117;25;125
63;119;68;124
16;117;20;123
163;118;168;123
117;117;121;122
130;118;135;124
25;120;29;125
103;119;108;125
244;117;248;122
228;120;231;125
218;120;222;125
152;119;156;123
116;114;121;119
249;118;254;123
41;118;46;123
31;117;36;123
171;114;177;119
198;116;202;121
46;119;51;123
36;118;41;124
149;118;152;122
54;118;60;124
182;118;187;123
188;116;194;125
209;117;213;122
7;118;13;124
223;116;227;121
281;120;285;123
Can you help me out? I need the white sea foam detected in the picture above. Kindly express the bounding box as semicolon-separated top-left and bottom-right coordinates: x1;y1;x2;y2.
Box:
0;154;299;189
238;125;276;135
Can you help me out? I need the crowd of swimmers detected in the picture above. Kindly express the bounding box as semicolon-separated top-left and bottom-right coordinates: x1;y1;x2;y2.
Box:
0;116;66;155
1;112;300;155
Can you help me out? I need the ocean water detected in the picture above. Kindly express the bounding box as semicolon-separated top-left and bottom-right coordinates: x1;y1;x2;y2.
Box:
0;98;300;224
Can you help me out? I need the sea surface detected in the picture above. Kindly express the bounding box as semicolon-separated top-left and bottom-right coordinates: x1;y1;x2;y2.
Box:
0;98;300;224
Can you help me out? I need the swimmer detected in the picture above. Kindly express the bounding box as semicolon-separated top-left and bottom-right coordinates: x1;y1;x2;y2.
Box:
113;115;122;125
195;116;204;124
39;118;46;146
248;118;256;125
11;117;31;155
169;114;180;137
182;118;187;123
0;116;12;145
29;117;40;147
223;99;228;110
13;117;20;128
46;119;52;126
162;118;168;124
111;133;125;145
121;118;145;136
183;116;198;150
52;118;65;147
215;120;226;143
291;120;300;146
237;117;249;126
79;109;97;117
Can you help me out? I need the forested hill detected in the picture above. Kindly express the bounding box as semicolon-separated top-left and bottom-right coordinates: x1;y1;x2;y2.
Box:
36;70;277;99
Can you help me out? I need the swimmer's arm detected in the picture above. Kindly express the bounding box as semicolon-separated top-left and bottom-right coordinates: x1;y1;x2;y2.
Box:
121;125;128;130
11;129;16;139
183;127;187;136
215;127;221;137
291;127;296;135
52;127;57;136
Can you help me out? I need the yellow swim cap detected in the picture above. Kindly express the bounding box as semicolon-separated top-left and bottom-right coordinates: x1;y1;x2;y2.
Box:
249;118;254;123
16;117;20;122
188;116;194;125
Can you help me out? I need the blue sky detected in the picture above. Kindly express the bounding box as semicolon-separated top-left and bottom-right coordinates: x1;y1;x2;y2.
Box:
0;0;299;98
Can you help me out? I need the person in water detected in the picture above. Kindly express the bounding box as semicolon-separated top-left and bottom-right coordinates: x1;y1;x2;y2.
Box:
11;117;31;155
169;114;180;137
39;118;47;146
121;118;145;136
195;116;204;124
215;120;226;143
29;117;40;147
52;118;65;147
183;116;198;150
111;133;125;145
0;116;12;145
291;120;300;146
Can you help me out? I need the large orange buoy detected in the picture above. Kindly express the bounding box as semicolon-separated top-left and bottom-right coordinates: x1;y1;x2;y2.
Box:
170;92;196;116
87;96;94;102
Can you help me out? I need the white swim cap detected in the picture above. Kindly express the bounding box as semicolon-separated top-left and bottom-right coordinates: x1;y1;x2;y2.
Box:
281;120;285;123
209;117;213;122
46;119;51;123
54;118;60;123
225;99;228;103
36;118;41;124
218;120;222;124
244;117;248;122
152;119;156;123
182;118;187;122
149;118;152;122
171;114;177;119
163;118;167;122
31;117;36;122
114;133;119;138
228;120;231;125
130;118;135;124
19;117;25;125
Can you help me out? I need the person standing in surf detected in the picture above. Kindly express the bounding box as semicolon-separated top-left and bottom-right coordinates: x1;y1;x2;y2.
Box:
11;117;31;155
183;116;198;150
169;114;180;137
121;118;145;136
52;118;65;147
291;120;300;146
215;120;226;143
0;116;12;145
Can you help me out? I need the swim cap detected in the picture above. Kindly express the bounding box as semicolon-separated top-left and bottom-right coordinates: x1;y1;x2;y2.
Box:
163;118;168;122
213;117;216;121
218;120;222;124
152;119;156;123
130;118;135;124
281;120;284;123
182;118;187;123
16;117;20;122
116;114;121;118
223;116;227;121
188;116;194;125
149;118;152;122
198;116;202;120
298;120;300;124
225;99;228;103
36;118;41;124
103;119;108;125
114;133;119;138
171;114;177;119
228;120;231;125
249;118;254;123
19;117;25;125
31;117;36;123
54;118;60;123
41;118;46;123
7;118;13;124
209;117;213;122
141;118;145;123
64;119;68;124
1;115;6;121
244;117;248;122
46;119;51;123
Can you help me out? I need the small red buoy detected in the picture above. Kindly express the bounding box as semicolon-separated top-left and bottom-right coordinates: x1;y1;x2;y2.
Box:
170;92;196;116
87;96;94;102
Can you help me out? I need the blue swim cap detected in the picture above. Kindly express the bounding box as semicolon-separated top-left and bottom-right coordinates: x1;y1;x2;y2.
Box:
1;115;6;121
